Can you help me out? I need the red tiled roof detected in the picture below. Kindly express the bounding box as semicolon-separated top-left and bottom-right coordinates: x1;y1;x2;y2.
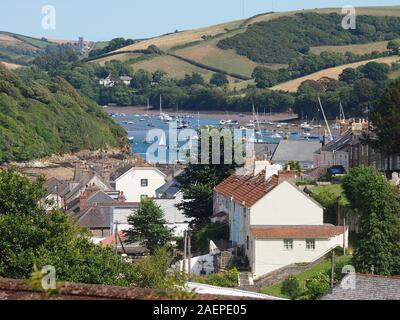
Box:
251;225;346;239
214;171;278;208
100;231;126;246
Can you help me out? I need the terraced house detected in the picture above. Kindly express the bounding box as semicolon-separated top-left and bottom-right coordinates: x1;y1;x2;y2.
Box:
213;161;348;279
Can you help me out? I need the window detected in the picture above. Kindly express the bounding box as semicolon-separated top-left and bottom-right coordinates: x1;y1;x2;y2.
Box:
141;179;148;187
140;194;148;200
306;239;315;250
284;239;293;250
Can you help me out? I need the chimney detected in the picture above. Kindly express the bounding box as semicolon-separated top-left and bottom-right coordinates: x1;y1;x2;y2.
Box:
117;191;126;204
278;169;296;184
102;162;111;182
80;190;88;211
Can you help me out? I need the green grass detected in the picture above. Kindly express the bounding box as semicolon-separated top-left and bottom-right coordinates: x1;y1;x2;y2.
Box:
260;255;352;299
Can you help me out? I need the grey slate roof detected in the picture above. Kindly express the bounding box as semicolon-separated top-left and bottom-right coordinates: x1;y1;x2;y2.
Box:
272;140;321;162
322;274;400;300
44;177;69;197
77;206;113;230
319;130;352;153
254;143;278;160
156;179;180;198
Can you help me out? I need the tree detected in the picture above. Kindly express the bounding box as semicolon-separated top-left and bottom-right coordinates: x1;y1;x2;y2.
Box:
281;276;302;300
210;73;229;87
305;272;330;299
371;78;400;159
0;168;138;285
342;166;400;275
284;160;301;174
193;222;229;253
252;66;278;88
339;68;363;84
360;62;390;81
387;39;400;54
126;198;173;253
130;69;152;90
182;72;206;86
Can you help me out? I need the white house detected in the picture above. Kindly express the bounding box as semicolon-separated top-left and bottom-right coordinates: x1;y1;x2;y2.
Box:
99;75;115;87
111;166;167;202
213;161;348;280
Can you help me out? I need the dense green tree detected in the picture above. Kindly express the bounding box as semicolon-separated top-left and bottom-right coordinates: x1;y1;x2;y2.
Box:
0;168;138;285
371;78;400;159
130;69;152;90
339;68;363;84
182;72;206;86
342;166;400;275
176;128;238;229
252;66;278;88
126;198;173;254
210;73;229;87
360;62;390;81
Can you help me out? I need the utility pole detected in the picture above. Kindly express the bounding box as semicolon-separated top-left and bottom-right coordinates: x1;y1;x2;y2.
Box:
343;210;347;256
114;222;119;255
188;230;192;281
183;230;187;273
330;249;335;288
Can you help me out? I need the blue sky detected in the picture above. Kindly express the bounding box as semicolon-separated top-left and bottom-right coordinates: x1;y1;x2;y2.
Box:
0;0;399;41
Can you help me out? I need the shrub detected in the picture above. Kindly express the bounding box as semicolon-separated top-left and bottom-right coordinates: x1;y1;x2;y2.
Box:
305;272;330;299
281;276;302;300
193;268;239;288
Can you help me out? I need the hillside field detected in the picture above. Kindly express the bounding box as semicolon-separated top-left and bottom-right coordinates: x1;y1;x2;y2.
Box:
272;55;400;92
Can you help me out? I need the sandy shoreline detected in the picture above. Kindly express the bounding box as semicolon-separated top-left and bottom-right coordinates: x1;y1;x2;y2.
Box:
104;105;299;122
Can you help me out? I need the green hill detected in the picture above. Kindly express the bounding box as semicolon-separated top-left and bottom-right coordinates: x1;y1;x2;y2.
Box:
87;6;400;89
0;63;128;163
0;31;59;65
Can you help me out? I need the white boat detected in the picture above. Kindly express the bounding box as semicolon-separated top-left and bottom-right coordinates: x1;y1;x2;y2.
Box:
219;120;226;126
128;136;134;142
127;121;134;125
272;133;283;139
159;134;167;147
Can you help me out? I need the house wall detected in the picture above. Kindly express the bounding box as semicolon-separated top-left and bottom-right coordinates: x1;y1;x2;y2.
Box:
115;169;166;202
112;207;137;231
251;232;347;278
250;181;323;226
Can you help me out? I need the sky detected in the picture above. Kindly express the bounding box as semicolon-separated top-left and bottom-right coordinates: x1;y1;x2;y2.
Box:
0;0;399;41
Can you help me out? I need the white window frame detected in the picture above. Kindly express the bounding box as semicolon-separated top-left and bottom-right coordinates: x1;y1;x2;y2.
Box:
284;239;293;250
306;239;315;250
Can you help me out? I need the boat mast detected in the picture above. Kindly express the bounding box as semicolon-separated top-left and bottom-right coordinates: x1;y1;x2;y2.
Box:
318;96;333;141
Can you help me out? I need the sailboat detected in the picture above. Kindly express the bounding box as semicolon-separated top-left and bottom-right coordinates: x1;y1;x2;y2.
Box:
158;134;167;147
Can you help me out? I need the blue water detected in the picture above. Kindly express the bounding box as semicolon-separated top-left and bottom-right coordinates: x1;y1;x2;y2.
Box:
111;113;323;162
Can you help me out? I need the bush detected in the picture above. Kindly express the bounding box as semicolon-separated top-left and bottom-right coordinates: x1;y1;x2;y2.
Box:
193;268;239;288
281;276;302;300
305;272;330;299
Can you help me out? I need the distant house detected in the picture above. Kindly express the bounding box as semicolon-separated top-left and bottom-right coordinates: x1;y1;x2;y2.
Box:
111;166;167;202
213;160;347;279
314;130;352;171
119;76;132;86
322;274;400;300
99;75;115;87
272;140;321;169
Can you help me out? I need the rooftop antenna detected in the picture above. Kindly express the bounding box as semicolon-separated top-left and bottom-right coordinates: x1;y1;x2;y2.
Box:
318;96;333;142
